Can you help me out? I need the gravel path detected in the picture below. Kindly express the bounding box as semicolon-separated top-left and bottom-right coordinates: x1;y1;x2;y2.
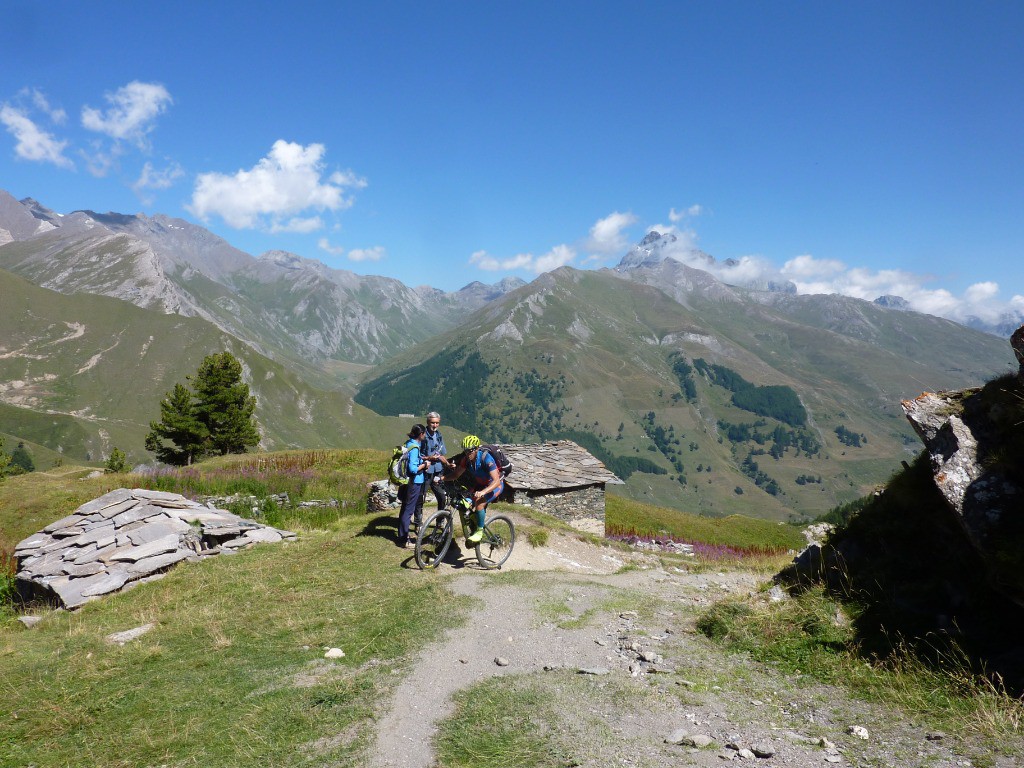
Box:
366;516;1018;768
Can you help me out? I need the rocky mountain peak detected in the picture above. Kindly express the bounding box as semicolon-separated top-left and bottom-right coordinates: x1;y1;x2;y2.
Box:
873;294;910;310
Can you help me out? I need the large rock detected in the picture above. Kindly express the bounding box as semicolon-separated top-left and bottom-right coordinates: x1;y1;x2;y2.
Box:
1012;324;1024;379
901;384;1024;607
14;489;296;609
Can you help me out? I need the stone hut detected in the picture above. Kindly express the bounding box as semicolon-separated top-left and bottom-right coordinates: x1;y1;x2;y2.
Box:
497;440;623;527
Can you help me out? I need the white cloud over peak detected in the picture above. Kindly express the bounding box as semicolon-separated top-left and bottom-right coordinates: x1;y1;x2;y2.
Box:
778;254;1021;325
585;211;637;255
317;238;345;257
0;104;73;169
470;245;575;274
317;238;384;262
348;246;385;262
189;140;365;232
270;216;323;234
669;204;703;222
81;81;172;146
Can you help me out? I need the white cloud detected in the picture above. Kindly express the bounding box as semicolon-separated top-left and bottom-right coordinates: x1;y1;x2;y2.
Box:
0;104;73;168
782;254;846;279
782;259;1022;325
317;238;345;257
188;140;364;232
270;216;323;234
669;204;703;222
585;211;637;255
534;244;576;272
470;246;573;274
348;246;385;262
81;81;172;146
26;88;66;124
131;161;184;201
79;139;122;178
318;238;384;262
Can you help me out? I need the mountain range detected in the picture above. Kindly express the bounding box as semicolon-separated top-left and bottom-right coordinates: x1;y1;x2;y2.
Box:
0;191;1016;520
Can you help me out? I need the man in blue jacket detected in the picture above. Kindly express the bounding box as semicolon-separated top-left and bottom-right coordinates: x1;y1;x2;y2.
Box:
422;411;448;511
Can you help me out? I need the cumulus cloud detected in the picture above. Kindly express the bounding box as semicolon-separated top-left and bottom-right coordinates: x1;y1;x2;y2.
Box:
131;160;184;202
270;216;323;234
669;204;703;222
778;254;1022;325
317;238;345;257
470;245;574;274
585;211;637;255
0;104;73;168
81;81;172;147
188;140;365;232
317;238;384;262
25;88;66;124
348;246;385;262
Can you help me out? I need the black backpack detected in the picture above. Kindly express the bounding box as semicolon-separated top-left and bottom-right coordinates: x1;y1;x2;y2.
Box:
482;444;513;477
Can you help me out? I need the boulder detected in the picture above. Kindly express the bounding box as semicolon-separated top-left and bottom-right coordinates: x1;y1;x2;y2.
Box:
902;384;1024;608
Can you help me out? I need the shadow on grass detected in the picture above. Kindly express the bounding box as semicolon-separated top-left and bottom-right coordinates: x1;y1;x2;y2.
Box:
815;451;1024;692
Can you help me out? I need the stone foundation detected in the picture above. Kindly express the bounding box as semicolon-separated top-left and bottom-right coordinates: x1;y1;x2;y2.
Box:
505;483;606;529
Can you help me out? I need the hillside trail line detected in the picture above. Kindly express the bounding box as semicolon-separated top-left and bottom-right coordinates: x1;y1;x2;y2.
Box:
365;514;1011;768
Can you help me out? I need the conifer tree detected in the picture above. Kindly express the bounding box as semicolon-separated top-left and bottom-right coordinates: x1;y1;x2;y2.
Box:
10;442;34;473
144;352;260;465
0;437;10;481
189;352;260;456
145;383;209;465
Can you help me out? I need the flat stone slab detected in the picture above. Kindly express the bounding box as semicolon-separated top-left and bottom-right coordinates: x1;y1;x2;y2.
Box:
16;488;296;609
108;534;181;563
106;623;155;645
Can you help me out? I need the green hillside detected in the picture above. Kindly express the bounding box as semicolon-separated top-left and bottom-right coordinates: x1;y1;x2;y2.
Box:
355;267;1015;521
0;268;419;463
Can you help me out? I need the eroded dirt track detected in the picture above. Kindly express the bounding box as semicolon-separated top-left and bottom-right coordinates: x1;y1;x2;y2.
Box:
367;517;1016;768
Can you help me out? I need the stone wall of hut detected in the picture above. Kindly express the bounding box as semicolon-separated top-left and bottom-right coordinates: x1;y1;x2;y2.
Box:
508;483;606;524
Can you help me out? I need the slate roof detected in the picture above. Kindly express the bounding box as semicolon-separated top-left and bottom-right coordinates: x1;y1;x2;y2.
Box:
498;440;623;491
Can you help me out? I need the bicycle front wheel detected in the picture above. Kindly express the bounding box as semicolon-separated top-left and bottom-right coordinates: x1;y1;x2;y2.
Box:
474;514;515;569
416;510;453;569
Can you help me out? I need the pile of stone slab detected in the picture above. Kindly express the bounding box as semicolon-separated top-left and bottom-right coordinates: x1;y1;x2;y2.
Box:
14;488;296;609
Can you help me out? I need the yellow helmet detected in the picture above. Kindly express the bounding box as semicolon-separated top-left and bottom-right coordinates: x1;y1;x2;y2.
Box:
462;434;481;450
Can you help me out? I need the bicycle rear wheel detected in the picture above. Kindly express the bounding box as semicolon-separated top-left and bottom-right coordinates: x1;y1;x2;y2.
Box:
474;514;515;569
416;510;453;569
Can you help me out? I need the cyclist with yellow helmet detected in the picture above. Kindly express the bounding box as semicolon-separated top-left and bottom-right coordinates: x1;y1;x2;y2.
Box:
445;434;503;544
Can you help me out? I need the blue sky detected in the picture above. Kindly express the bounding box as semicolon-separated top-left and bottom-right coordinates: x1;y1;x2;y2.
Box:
1;2;1022;324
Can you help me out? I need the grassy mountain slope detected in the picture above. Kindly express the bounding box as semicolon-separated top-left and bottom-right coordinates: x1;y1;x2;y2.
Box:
355;267;1015;521
0;268;414;463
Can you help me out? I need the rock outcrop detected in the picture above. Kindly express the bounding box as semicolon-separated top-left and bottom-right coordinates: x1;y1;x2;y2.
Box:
900;331;1024;608
14;488;295;609
776;325;1024;687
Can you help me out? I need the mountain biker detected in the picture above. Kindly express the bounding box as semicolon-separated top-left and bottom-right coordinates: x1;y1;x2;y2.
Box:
397;424;429;548
444;434;503;544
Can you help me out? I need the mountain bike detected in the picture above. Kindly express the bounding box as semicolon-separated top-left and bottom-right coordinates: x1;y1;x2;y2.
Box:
415;481;515;570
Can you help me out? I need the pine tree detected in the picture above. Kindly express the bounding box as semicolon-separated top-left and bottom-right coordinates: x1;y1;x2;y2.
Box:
0;437;10;481
10;442;34;473
189;352;260;456
145;352;260;465
145;383;209;465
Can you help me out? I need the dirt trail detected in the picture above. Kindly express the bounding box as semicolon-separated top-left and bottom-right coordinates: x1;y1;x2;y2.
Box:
367;516;1016;768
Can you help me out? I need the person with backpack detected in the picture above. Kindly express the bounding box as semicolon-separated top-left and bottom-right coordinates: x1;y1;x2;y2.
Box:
397;424;428;548
444;434;504;544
